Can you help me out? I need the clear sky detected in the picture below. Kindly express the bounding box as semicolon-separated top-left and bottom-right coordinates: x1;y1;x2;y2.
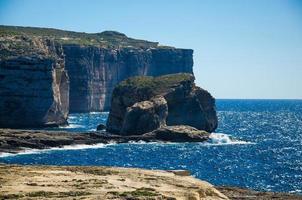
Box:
1;0;301;99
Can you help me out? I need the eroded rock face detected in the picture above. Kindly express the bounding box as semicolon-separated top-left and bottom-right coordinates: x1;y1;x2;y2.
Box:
0;36;69;128
63;46;193;112
121;96;168;135
0;26;193;113
106;73;218;135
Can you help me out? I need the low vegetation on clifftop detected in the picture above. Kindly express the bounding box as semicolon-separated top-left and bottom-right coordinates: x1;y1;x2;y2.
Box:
0;25;165;49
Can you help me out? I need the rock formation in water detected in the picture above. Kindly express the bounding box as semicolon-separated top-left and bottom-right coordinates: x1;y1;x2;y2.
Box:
0;35;69;128
106;73;218;135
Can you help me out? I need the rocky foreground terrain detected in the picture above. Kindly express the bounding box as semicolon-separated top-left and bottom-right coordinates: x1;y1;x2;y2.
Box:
0;165;301;200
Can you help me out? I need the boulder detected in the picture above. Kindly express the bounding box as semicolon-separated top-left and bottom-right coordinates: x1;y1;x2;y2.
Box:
149;125;210;142
96;124;106;131
121;96;168;135
106;73;218;135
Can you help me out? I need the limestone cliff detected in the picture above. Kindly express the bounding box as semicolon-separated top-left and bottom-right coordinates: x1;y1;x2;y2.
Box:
63;45;193;112
0;35;69;128
0;26;193;113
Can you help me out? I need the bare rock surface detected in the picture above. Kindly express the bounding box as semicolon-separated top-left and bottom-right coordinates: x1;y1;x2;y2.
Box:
216;186;302;200
121;96;168;135
149;125;210;142
0;165;300;200
0;128;209;154
0;164;229;200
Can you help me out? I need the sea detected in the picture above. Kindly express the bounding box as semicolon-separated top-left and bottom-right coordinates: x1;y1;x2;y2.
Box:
1;99;301;194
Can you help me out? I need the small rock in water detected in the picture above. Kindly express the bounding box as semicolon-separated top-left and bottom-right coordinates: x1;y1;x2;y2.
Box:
96;124;106;131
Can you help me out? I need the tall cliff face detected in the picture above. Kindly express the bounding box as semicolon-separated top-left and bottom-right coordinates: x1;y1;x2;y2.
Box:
63;45;193;112
0;36;69;128
0;26;193;118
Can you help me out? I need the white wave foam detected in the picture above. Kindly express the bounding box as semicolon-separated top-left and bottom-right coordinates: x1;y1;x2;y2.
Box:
89;112;102;114
67;116;77;119
0;143;114;158
205;133;255;146
61;124;84;129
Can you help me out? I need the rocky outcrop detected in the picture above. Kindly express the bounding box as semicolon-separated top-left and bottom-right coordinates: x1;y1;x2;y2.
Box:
121;96;168;135
106;73;218;135
0;36;69;128
96;124;106;131
63;45;193;112
149;125;210;142
0;128;208;154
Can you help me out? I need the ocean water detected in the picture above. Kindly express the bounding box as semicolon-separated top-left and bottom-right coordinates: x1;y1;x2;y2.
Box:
1;100;302;194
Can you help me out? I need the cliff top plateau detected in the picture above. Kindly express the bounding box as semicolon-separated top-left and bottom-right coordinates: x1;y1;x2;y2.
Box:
0;25;173;51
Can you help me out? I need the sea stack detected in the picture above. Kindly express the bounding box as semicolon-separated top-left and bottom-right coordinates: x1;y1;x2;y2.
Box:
106;73;218;135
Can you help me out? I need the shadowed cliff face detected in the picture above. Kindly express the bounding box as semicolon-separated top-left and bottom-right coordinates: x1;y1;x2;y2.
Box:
0;36;69;128
63;45;193;112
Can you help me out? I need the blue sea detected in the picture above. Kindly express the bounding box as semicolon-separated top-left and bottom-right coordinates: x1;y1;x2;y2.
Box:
1;100;302;194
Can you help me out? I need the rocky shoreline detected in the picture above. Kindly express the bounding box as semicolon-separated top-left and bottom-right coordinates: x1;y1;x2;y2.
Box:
0;127;209;154
0;164;301;200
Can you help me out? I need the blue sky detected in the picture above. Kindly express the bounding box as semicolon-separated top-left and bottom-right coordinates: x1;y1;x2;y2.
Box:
1;0;301;99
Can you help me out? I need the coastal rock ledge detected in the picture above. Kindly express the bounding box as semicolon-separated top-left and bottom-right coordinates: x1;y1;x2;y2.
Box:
106;73;218;136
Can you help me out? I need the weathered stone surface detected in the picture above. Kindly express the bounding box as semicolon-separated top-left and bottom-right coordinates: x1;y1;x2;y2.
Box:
149;125;210;142
0;128;205;154
216;186;302;200
63;45;193;112
0;36;69;128
121;96;168;135
1;164;300;200
165;83;218;132
0;165;229;200
106;73;218;134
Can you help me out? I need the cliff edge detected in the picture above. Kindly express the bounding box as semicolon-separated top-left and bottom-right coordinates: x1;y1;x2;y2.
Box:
0;34;69;128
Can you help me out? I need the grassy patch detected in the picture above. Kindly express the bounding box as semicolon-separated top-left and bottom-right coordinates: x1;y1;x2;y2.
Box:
108;187;159;198
116;73;194;96
26;191;56;197
24;191;91;198
0;193;23;199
